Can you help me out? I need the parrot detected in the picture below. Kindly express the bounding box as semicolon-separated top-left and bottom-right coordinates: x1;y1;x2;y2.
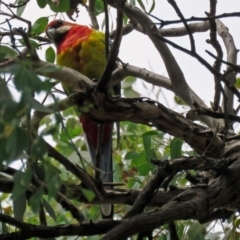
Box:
46;19;118;219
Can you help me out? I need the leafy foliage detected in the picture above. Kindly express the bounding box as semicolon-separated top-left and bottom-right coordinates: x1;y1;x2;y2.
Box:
0;0;238;239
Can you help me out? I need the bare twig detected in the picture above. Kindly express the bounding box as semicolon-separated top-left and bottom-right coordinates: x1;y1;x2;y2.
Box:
39;203;47;225
149;11;240;28
1;2;31;34
195;107;240;123
124;161;171;219
109;20;136;39
168;221;179;240
216;19;238;115
33;174;85;222
87;0;99;29
97;8;123;92
8;0;30;8
103;0;110;58
45;142;103;201
106;0;222;127
168;0;196;52
206;1;223;111
0;213;31;230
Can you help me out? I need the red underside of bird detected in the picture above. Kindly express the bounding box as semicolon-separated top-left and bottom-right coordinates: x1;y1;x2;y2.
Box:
46;20;115;218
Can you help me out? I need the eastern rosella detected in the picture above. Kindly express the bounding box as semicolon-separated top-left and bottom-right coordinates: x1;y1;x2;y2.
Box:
46;19;117;218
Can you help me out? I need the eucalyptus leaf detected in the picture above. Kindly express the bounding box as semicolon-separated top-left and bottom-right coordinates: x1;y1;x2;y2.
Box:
13;193;26;220
32;17;49;35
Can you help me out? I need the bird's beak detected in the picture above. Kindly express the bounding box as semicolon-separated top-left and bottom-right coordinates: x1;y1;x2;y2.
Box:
46;25;73;43
46;27;57;40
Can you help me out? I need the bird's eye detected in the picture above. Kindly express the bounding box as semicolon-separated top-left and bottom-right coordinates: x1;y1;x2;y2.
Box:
56;20;63;28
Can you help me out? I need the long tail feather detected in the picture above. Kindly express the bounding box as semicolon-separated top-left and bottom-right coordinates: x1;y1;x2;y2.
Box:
81;116;113;218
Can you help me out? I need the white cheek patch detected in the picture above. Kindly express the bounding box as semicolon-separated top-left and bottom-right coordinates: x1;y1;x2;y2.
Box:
57;25;73;34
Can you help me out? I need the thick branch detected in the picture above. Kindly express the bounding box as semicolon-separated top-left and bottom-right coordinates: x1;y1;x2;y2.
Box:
124;161;171;218
102;188;209;240
0;178;183;207
160;21;210;37
0;217;120;240
110;64;172;90
74;92;223;157
106;0;220;128
216;19;238;114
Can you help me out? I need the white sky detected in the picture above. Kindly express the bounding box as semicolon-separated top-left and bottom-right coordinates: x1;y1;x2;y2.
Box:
1;1;240;129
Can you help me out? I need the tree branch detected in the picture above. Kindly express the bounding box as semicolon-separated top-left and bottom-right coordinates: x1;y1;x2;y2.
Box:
124;161;171;219
106;0;222;128
0;177;183;207
97;7;123;92
74;91;223;157
206;1;223;111
216;19;238;114
0;217;120;240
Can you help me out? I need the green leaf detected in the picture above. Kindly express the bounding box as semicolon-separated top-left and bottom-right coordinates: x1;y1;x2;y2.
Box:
95;0;104;15
170;138;183;160
31;98;52;113
12;170;32;200
130;152;146;167
123;14;128;25
31;17;49;35
45;46;56;63
14;63;48;92
0;45;17;60
142;135;151;160
0;94;33;123
137;0;146;12
36;0;47;8
0;77;12;101
142;136;151;150
47;0;70;12
42;124;58;136
45;163;62;198
81;188;96;202
138;162;152;176
122;76;137;89
13;193;26;220
141;131;160;137
122;77;140;98
31;136;47;159
29;187;44;213
174;95;186;106
187;222;205;240
56;0;70;12
148;0;155;13
47;174;62;198
18;39;39;49
235;77;240;89
206;232;224;240
65;117;82;139
125;151;139;160
124;151;146;167
34;164;45;181
3;126;29;161
42;197;56;221
124;88;141;98
15;0;28;16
